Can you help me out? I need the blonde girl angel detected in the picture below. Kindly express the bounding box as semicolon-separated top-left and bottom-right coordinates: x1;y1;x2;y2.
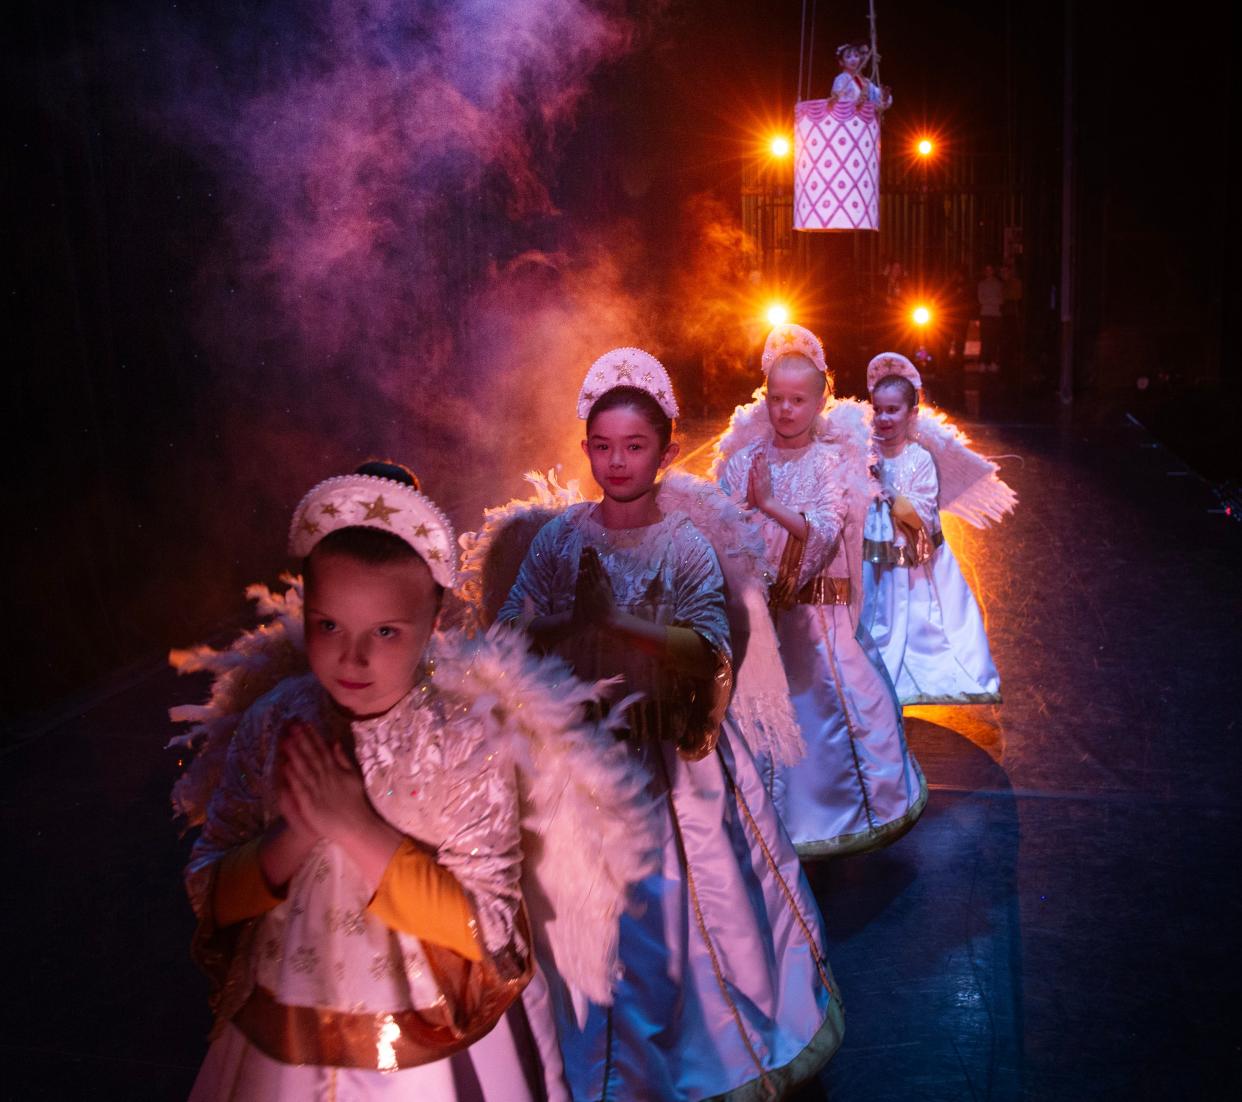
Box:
713;324;926;859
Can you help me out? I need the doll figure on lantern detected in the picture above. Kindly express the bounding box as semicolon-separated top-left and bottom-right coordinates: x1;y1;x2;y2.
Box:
829;42;892;112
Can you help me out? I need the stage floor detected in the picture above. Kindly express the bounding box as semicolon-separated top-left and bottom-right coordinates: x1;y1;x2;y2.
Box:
5;406;1241;1100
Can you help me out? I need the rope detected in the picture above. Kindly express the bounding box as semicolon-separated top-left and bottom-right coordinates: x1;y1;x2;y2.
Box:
797;0;808;103
806;0;818;100
868;0;881;86
801;2;882;101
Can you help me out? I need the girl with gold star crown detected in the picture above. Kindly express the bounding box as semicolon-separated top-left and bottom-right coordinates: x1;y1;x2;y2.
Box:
712;325;927;858
862;354;1016;704
471;349;843;1100
170;459;662;1100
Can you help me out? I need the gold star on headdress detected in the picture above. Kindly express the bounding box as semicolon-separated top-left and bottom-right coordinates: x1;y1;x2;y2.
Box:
321;502;341;518
299;515;321;536
414;523;430;538
426;548;444;561
357;495;400;525
615;360;634;382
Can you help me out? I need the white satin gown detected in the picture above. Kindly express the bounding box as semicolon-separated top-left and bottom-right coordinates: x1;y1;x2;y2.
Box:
862;441;1002;705
720;440;926;858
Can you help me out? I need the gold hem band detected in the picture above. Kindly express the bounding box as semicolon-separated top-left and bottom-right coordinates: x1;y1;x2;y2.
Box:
795;770;929;860
703;996;845;1102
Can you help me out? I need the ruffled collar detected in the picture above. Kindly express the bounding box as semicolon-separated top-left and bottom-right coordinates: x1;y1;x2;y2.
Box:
570;501;687;549
764;438;817;463
349;669;436;773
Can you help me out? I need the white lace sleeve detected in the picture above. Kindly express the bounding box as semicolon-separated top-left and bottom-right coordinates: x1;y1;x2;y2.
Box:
903;448;941;528
798;450;849;584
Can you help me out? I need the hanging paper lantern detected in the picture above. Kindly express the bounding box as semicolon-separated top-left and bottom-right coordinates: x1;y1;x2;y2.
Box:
794;99;880;232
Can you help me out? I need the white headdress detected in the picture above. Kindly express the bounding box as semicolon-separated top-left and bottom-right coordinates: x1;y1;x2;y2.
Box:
288;473;457;588
576;347;679;420
867;351;922;393
761;323;829;378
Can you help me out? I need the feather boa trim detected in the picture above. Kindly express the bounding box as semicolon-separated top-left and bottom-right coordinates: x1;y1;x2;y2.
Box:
655;470;803;768
707;395;881;627
709;392;879;509
710;393;1017;528
909;410;1018;528
455;470;804;768
167;579;660;1009
428;624;658;1008
168;576;307;827
452;469;586;635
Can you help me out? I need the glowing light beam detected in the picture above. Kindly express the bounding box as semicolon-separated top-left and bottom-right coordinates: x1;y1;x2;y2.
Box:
912;305;931;326
917;138;933;157
766;302;790;326
769;135;791;158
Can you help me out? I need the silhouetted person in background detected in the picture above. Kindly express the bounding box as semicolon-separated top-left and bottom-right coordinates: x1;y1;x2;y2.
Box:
946;267;973;403
1000;260;1024;386
977;263;1003;373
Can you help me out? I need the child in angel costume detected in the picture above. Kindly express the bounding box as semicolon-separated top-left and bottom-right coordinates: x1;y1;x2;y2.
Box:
461;349;843;1100
829;42;892;111
862;353;1017;705
712;325;926;859
169;460;661;1101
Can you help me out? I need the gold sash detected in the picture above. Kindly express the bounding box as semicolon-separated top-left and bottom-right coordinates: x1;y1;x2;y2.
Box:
797;576;851;605
768;522;808;615
231;919;533;1070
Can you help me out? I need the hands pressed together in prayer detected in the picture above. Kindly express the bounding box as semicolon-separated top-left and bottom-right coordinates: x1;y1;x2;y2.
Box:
572;546;618;631
746;452;776;516
744;452;810;542
260;718;402;897
278;719;376;846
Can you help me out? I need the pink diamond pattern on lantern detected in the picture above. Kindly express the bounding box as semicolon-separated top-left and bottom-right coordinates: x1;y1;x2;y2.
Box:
794;99;880;230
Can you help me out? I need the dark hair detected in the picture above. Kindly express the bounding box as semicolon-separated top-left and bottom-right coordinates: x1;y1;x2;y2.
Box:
355;458;419;488
871;374;919;408
586;386;673;450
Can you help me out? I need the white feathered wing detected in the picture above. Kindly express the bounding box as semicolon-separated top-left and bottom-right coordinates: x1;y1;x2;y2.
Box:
167;577;659;1014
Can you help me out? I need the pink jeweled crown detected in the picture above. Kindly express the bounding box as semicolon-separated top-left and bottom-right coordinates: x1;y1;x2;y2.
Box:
761;324;829;377
576;347;679;420
866;351;922;394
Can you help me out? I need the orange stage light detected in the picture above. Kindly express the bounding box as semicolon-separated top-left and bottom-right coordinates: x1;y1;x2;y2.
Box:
769;135;791;158
912;305;931;326
916;138;933;157
766;302;790;326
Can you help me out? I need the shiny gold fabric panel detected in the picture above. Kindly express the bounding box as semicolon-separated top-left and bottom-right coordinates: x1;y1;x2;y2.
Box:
862;530;944;568
769;523;808;614
678;649;733;762
796;577;851;606
232;936;533;1070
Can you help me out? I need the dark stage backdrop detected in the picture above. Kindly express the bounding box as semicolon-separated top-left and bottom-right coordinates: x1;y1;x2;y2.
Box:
6;0;1234;724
